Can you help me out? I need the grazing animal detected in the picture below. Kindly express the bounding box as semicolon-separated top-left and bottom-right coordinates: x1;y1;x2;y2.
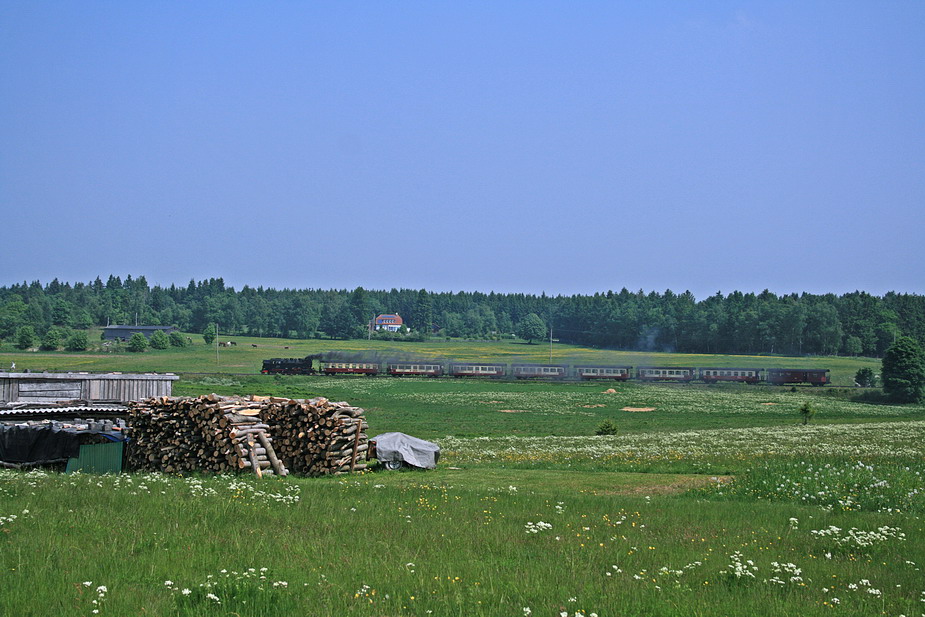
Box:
251;344;258;348
230;341;237;346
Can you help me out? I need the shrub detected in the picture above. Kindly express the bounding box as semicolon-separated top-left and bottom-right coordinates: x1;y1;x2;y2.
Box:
128;332;149;352
799;402;816;425
15;326;36;350
169;331;187;347
64;331;89;351
595;419;619;436
855;367;877;388
40;327;69;351
149;330;170;350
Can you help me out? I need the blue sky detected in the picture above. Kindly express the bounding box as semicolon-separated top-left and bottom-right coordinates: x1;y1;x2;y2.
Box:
2;2;923;301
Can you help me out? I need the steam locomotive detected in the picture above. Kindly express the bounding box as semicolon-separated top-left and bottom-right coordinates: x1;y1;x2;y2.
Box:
261;356;831;386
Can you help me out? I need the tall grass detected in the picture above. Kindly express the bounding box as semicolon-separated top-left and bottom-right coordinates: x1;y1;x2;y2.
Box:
1;468;923;617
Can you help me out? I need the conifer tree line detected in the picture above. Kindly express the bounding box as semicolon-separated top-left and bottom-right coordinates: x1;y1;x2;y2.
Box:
0;276;923;357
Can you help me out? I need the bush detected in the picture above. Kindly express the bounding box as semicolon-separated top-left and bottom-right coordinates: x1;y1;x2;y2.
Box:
799;402;816;425
128;332;149;352
40;327;69;351
855;367;877;388
64;331;89;351
15;326;36;350
595;419;619;436
149;330;170;350
169;331;187;347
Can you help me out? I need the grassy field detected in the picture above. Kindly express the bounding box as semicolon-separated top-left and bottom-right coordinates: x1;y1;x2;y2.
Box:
2;336;923;616
174;374;922;443
0;332;883;386
1;457;923;616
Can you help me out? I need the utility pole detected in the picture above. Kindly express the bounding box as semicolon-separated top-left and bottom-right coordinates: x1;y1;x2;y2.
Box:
548;306;554;364
549;323;553;364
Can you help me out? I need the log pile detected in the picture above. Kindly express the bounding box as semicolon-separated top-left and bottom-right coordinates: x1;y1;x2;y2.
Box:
259;397;370;476
126;394;368;477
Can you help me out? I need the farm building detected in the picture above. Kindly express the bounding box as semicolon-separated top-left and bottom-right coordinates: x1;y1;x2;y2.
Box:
102;325;177;341
372;314;404;332
0;372;178;404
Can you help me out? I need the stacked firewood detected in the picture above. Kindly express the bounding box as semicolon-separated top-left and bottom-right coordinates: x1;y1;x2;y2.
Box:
258;397;370;476
126;394;367;477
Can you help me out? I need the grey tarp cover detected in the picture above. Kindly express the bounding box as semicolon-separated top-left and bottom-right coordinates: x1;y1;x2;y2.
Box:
372;432;440;469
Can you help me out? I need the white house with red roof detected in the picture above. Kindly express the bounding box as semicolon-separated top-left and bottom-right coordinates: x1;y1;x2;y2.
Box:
372;313;404;332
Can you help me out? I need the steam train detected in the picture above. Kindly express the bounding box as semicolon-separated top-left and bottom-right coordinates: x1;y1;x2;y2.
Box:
261;356;831;386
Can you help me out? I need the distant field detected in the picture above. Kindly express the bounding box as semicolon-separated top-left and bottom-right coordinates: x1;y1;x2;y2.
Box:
0;333;882;386
174;374;922;444
3;335;925;616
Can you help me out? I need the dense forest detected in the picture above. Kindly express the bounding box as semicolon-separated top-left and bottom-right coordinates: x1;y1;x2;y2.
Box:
1;276;923;357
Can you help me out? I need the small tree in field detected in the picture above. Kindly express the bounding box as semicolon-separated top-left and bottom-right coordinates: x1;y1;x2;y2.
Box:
149;330;170;350
854;367;877;388
881;336;925;403
128;332;149;352
516;313;547;344
595;419;619;436
169;331;187;347
799;402;816;425
202;323;217;345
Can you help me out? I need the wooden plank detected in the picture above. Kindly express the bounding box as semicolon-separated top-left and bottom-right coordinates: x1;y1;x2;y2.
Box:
19;381;84;393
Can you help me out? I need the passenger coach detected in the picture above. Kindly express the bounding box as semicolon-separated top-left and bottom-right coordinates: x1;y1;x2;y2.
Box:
448;363;507;378
636;366;696;382
319;361;380;376
574;365;632;380
511;364;567;379
386;362;443;377
699;368;762;384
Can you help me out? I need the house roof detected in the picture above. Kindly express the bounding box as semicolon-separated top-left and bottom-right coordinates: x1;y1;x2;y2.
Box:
103;325;176;331
374;314;403;324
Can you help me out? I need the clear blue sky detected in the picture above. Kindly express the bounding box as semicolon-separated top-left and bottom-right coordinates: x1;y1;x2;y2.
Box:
2;2;923;301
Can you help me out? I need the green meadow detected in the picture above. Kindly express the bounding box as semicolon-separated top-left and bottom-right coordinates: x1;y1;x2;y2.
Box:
0;331;881;386
1;336;923;616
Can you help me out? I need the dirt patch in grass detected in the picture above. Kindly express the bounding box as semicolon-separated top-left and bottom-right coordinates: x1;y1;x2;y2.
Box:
622;407;656;412
594;475;733;496
761;402;778;406
581;404;606;408
480;400;505;404
603;388;618;394
498;409;531;413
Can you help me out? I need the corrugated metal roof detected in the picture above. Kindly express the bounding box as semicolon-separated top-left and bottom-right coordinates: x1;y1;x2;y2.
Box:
0;404;128;417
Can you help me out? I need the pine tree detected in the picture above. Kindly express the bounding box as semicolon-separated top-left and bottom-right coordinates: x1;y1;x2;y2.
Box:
881;336;925;403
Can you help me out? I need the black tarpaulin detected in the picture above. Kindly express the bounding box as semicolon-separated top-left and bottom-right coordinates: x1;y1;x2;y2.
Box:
0;425;81;464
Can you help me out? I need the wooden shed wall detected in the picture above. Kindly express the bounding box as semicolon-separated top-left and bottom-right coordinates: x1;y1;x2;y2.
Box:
0;373;177;403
